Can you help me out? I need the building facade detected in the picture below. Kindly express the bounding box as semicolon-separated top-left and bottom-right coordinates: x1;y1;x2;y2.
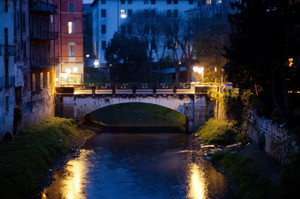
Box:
0;0;15;141
55;0;84;85
12;0;57;132
91;0;198;67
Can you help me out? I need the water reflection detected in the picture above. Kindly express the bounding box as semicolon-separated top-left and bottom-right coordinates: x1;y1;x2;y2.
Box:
41;149;93;199
41;132;236;199
187;163;207;199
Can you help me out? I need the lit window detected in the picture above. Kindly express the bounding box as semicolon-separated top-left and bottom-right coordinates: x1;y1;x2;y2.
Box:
120;9;127;18
40;72;43;89
206;0;211;4
69;45;75;57
32;73;36;91
68;2;75;12
47;72;50;88
68;22;74;34
217;0;222;3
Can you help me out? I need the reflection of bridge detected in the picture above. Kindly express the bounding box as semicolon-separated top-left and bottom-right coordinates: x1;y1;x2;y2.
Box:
55;83;219;132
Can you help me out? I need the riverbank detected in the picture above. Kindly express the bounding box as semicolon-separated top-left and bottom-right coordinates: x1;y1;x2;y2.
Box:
193;118;283;198
0;117;102;199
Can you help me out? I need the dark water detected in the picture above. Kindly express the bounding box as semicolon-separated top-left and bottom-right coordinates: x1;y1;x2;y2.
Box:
41;108;236;199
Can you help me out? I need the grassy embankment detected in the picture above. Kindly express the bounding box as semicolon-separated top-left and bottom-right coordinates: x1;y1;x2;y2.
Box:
0;117;94;199
197;118;281;199
107;103;186;126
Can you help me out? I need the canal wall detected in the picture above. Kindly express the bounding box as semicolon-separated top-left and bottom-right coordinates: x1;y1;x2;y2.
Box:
243;110;296;162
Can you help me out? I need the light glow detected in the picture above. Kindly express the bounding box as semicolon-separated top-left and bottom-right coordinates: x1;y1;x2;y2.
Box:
73;67;78;73
120;9;127;18
66;68;71;74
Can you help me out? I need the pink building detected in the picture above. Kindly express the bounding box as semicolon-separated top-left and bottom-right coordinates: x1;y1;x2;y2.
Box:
55;0;84;85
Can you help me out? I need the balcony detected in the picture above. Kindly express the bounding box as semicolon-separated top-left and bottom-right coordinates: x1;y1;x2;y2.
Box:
31;57;55;67
29;0;57;14
31;30;58;40
0;76;15;89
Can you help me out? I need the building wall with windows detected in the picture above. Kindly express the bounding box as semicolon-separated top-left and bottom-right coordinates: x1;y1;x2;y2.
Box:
11;0;57;132
91;0;197;67
0;0;15;141
55;0;84;85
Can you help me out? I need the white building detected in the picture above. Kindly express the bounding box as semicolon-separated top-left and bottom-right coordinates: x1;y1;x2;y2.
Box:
0;0;15;141
91;0;199;67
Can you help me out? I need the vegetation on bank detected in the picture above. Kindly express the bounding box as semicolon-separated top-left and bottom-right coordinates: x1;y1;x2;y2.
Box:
196;118;238;145
105;103;186;126
211;151;280;199
0;117;89;199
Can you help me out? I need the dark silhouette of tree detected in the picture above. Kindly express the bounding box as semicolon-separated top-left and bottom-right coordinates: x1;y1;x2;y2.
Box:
224;0;300;117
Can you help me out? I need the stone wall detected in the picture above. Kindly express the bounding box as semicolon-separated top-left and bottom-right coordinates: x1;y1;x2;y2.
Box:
244;110;293;162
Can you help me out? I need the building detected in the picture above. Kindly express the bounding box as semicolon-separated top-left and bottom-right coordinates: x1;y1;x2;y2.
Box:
91;0;198;67
184;0;229;18
0;0;15;141
54;0;84;85
13;0;57;130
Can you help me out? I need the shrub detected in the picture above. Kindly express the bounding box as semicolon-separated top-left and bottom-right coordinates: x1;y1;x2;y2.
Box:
197;118;237;145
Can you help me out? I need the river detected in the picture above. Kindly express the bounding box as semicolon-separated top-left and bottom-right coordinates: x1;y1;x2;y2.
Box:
41;107;236;199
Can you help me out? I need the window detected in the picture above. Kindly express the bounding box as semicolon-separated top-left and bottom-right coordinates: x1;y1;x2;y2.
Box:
22;12;26;30
206;0;212;4
217;0;222;3
69;45;75;56
32;73;36;91
151;0;155;4
5;96;9;112
120;9;126;18
101;0;106;4
102;41;106;50
68;22;74;34
5;28;8;45
144;25;149;34
128;0;132;4
167;0;171;4
121;25;126;35
101;9;106;17
128;9;132;17
101;24;106;34
144;0;149;4
167;9;172;17
121;0;125;4
173;0;178;4
189;0;193;4
128;25;132;34
5;57;8;87
68;2;75;12
144;9;149;17
4;0;8;12
47;72;50;88
174;9;178;18
151;9;155;17
40;72;43;89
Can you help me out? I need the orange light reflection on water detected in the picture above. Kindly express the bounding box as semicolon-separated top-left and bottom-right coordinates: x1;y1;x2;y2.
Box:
41;149;92;199
187;163;207;199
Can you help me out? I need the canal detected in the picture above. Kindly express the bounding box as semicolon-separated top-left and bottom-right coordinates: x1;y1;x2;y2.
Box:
41;106;236;199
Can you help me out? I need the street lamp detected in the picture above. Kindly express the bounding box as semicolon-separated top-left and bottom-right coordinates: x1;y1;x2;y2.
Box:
193;66;204;82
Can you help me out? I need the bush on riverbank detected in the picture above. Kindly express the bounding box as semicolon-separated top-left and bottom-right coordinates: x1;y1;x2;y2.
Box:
212;151;280;199
196;118;238;145
0;117;85;199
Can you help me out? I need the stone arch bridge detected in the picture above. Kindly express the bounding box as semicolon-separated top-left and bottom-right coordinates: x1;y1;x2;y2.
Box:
55;83;218;132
